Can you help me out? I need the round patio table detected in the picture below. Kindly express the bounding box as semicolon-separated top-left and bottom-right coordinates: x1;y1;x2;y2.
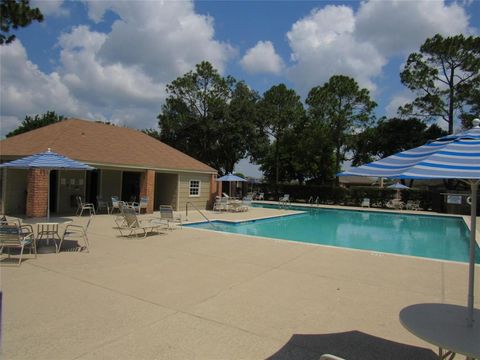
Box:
399;303;480;360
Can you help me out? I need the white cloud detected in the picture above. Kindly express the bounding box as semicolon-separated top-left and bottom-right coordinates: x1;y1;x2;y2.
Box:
285;1;471;96
0;41;79;130
286;5;386;94
355;0;470;56
86;1;235;81
31;0;69;17
385;92;415;118
240;41;284;75
0;1;234;134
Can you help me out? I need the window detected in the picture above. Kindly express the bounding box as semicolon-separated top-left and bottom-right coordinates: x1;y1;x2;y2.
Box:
189;180;201;197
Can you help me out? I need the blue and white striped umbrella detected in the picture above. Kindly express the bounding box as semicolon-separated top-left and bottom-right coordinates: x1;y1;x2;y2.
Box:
216;173;247;182
0;149;94;171
0;149;94;219
338;119;480;326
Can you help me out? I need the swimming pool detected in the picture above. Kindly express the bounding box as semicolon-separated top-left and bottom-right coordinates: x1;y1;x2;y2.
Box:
186;206;479;263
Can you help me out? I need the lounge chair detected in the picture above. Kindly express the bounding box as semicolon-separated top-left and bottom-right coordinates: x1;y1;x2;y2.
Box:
132;196;149;214
256;192;264;200
405;200;421;211
0;222;36;266
213;197;224;212
116;207;165;237
361;198;370;208
59;215;92;252
386;199;404;210
159;205;182;229
76;196;95;216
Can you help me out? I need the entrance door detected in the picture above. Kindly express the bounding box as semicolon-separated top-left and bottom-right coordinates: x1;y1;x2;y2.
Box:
122;172;140;202
86;170;99;206
49;170;58;213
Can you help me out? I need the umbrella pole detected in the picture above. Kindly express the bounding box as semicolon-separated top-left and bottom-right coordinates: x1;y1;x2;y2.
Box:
47;169;51;221
467;180;478;327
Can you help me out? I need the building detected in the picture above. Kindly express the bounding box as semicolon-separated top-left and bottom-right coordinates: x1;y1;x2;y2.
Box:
0;119;218;216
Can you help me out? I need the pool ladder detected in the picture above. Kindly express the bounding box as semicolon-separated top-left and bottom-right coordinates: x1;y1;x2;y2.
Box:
185;202;217;230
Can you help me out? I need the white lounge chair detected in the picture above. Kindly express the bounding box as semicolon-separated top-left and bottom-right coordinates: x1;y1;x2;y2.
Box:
116;207;166;238
361;198;370;208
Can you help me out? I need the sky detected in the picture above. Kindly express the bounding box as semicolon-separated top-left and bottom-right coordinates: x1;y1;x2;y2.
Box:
1;0;479;177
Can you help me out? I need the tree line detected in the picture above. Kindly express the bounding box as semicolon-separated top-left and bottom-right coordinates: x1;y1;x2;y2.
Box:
150;34;479;186
5;30;479;187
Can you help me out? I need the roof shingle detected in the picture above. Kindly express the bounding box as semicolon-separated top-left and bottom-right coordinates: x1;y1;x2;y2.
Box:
0;119;216;173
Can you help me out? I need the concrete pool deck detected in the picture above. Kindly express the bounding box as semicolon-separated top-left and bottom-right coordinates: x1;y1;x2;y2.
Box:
1;205;479;359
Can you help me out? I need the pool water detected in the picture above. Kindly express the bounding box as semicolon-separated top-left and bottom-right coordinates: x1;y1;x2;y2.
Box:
187;206;479;263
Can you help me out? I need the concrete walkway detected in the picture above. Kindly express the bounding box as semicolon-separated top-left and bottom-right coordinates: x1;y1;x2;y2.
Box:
1;207;478;359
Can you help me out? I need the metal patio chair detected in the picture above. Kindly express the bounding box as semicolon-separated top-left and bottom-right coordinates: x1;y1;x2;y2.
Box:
0;222;36;266
59;215;92;253
159;205;182;229
76;196;95;216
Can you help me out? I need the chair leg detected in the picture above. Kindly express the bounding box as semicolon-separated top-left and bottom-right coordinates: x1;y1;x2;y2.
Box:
83;231;90;253
18;245;24;266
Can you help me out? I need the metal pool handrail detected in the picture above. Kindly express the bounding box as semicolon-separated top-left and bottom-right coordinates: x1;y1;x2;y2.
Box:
185;202;217;230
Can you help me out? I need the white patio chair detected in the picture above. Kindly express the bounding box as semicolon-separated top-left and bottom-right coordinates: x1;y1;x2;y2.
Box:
59;215;92;252
279;194;290;204
76;196;95;216
110;196;121;214
96;195;110;214
0;222;36;266
361;198;370;207
159;205;182;229
132;196;149;214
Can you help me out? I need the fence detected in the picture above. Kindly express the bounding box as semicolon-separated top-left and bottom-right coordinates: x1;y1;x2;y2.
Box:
255;183;444;212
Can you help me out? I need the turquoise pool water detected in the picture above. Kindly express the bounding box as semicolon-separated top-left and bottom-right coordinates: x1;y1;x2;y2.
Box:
187;206;479;263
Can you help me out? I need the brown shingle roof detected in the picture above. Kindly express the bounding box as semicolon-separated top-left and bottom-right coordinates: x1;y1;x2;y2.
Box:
0;119;216;173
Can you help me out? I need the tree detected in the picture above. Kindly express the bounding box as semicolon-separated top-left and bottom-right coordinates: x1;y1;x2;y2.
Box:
254;84;305;188
399;34;480;134
306;75;376;179
350;117;447;166
157;62;259;175
460;87;480;129
6;111;65;137
1;0;43;45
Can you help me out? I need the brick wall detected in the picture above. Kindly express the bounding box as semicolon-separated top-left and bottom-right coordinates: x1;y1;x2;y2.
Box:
26;169;48;217
140;170;155;214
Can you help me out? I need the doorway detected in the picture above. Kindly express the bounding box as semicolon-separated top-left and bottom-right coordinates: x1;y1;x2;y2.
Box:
86;170;99;206
122;172;140;202
49;170;58;213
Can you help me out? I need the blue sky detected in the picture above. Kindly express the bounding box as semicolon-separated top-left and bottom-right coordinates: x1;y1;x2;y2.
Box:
1;0;478;176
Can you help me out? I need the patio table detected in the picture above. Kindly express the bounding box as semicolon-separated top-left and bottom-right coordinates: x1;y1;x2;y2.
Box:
399;303;480;360
36;222;65;253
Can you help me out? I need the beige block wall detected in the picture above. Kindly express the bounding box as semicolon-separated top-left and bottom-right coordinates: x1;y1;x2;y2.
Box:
57;170;87;214
4;169;28;215
155;173;178;211
178;173;213;210
100;170;122;204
